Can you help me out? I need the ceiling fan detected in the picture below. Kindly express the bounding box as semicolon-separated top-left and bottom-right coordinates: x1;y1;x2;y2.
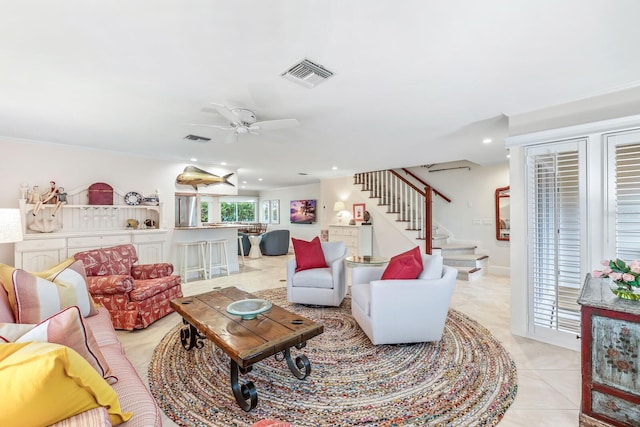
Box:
191;103;299;144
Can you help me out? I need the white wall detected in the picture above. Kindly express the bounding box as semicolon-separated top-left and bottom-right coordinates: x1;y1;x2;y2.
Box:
259;183;322;243
321;176;418;257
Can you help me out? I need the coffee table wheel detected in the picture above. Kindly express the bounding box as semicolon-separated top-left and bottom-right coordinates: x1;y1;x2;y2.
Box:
231;360;257;412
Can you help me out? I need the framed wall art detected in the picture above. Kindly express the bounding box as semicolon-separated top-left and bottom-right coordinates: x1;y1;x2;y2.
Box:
353;203;365;222
290;199;316;224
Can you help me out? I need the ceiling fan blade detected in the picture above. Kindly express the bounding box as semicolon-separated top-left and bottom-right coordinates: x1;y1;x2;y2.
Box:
251;118;299;131
189;123;235;131
210;103;241;124
254;118;300;131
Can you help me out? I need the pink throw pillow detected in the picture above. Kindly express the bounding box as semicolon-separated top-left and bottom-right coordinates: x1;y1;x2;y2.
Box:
292;237;328;272
10;261;97;323
7;305;116;384
381;246;423;280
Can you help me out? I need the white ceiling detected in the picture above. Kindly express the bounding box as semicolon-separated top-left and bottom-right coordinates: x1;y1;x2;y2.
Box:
2;0;640;191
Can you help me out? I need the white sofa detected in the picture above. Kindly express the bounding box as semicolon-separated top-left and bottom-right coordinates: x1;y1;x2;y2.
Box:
351;254;458;345
286;241;348;307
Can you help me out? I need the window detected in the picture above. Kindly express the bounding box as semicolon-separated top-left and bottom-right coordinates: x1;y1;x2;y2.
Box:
201;202;209;222
607;130;640;260
526;139;586;345
220;201;256;222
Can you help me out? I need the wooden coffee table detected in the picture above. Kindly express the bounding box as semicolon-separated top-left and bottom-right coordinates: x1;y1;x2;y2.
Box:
170;286;324;411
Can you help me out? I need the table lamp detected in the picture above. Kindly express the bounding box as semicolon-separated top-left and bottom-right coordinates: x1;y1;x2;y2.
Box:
333;201;346;224
0;208;23;244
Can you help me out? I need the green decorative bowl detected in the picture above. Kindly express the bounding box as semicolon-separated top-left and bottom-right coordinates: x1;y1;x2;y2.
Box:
226;299;272;320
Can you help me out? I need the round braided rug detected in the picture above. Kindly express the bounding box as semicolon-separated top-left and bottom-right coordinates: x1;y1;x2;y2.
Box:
149;287;517;426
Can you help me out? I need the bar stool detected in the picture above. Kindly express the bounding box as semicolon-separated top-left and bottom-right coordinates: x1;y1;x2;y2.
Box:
237;235;245;266
205;239;230;278
178;241;207;283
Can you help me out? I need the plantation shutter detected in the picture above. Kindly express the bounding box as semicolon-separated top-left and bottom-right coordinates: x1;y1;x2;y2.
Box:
608;132;640;260
526;140;585;344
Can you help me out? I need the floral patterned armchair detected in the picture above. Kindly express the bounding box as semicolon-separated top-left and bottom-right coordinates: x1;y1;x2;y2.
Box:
73;244;182;330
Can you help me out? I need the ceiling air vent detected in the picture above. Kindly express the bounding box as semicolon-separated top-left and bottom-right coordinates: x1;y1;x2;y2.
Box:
281;58;334;88
184;134;211;142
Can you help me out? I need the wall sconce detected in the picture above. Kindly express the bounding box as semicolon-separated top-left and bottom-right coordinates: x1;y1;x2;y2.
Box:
333;201;346;224
0;209;23;244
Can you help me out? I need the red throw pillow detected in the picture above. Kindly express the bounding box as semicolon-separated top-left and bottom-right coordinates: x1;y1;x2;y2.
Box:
381;246;423;280
292;237;328;272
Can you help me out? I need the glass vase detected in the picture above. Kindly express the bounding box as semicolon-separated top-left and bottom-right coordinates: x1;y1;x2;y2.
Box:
608;280;640;301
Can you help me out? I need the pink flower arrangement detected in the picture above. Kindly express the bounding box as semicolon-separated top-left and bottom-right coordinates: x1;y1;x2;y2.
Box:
593;259;640;290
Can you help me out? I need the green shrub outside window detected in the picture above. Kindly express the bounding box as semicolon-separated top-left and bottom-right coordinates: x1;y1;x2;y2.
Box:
221;201;256;222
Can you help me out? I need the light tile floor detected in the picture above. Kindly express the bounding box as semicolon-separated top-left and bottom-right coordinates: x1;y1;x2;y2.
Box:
117;254;581;427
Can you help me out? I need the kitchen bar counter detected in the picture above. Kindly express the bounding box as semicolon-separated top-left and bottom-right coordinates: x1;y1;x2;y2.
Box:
174;223;240;230
173;225;240;278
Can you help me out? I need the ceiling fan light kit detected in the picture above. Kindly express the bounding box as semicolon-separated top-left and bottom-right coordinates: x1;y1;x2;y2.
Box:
189;103;299;144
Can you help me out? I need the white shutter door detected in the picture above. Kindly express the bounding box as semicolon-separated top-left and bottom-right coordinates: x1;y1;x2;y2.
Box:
526;140;585;347
608;131;640;260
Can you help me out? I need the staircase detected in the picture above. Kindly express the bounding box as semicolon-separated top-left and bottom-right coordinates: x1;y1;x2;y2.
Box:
354;170;488;281
433;243;488;281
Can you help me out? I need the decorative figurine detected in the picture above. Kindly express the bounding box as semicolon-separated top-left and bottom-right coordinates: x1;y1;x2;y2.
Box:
33;181;58;216
363;210;372;225
52;186;67;217
28;185;41;204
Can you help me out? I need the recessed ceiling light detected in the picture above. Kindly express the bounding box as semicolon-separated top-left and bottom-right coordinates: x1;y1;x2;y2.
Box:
190;158;198;162
220;162;227;166
482;138;492;144
506;154;511;158
258;178;263;181
242;181;247;184
332;166;338;170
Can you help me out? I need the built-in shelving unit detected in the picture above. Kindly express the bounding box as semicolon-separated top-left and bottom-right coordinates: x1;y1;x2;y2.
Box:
15;184;168;271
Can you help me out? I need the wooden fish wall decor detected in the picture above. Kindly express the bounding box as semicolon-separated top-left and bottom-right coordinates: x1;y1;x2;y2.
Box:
176;166;235;190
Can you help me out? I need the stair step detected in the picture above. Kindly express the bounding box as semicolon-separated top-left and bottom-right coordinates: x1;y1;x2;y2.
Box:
436;243;478;251
453;266;484;281
435;244;478;256
445;253;488;260
443;253;488;269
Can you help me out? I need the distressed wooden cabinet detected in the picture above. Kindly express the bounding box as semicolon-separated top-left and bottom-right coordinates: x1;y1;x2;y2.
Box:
578;275;640;427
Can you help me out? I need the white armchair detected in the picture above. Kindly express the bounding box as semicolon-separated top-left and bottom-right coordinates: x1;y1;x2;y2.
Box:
351;254;458;345
287;241;348;307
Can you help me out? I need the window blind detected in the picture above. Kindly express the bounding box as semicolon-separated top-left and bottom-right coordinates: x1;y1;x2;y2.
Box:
528;147;582;336
615;142;640;260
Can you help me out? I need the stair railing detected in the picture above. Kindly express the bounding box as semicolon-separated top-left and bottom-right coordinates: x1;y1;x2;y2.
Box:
400;168;451;203
355;170;444;254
